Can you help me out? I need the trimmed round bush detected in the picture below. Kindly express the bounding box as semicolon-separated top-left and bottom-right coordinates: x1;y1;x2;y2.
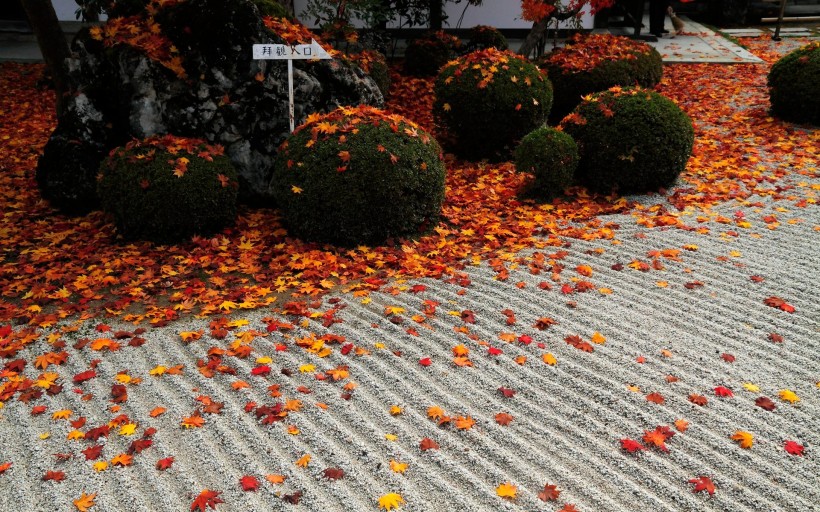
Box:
97;135;239;242
560;86;694;194
434;48;553;159
404;31;461;76
465;25;508;52
514;127;578;199
270;106;446;246
539;33;663;123
768;41;820;125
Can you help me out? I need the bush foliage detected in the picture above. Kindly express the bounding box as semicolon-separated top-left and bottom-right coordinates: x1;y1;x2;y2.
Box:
560;86;694;194
539;33;663;123
270;106;446;246
465;25;508;52
768;41;820;125
404;31;461;76
514;127;578;200
433;48;553;159
98;136;239;243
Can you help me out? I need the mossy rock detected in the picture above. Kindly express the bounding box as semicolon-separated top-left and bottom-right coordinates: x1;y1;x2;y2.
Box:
768;41;820;125
404;31;461;77
270;106;445;246
252;0;293;19
539;33;663;123
514;127;578;200
434;48;553;160
98;135;239;242
560;87;694;194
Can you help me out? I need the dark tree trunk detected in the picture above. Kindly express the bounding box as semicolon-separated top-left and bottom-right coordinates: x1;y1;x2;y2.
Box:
517;18;549;59
429;0;443;29
278;0;295;17
20;0;71;116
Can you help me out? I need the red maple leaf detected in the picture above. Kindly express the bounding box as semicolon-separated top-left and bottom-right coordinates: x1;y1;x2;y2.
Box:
646;392;665;404
156;457;175;470
419;438;439;451
538;483;561;502
784;441;805;456
240;475;259;492
72;370;97;383
714;386;734;398
688;394;708;406
689;476;716;496
755;397;776;411
419;357;432;367
0;462;11;474
81;445;103;460
43;470;65;482
768;332;784;343
191;489;223;511
498;387;516;398
322;467;345;480
620;439;646;453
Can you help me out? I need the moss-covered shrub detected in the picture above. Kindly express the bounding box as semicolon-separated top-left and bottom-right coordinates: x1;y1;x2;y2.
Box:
514;127;578;199
98;135;239;243
768;41;820;125
270;106;446;246
345;49;391;97
539;33;663;123
465;25;508;52
404;31;461;76
560;86;694;194
434;48;553;160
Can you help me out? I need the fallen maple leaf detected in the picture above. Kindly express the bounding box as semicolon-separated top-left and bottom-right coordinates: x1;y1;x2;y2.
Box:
620;438;645;453
419;438;439;451
0;462;12;474
419;357;432;367
689;394;708;406
295;454;311;467
378;493;405;510
730;431;754;449
495;412;514;426
390;460;408;473
322;467;344;480
714;386;734;398
265;474;286;484
778;389;800;403
73;492;96;512
674;419;689;432
498;387;516;398
496;482;517;500
191;489;223;511
454;416;475;430
43;470;65;482
784;440;805;456
646;392;665;404
156;457;174;470
240;475;259;491
689;476;716;496
755;397;776;411
111;453;133;467
538;483;561;502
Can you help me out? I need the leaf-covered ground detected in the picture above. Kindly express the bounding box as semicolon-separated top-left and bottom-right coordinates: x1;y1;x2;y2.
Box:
0;36;818;511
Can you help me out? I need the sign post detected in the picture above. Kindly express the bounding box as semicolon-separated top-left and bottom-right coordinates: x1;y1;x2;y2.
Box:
253;39;332;132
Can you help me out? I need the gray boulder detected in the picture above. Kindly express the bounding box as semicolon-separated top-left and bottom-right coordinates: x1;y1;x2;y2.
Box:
36;0;383;213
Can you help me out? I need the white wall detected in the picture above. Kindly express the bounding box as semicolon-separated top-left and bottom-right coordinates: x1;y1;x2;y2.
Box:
52;0;594;29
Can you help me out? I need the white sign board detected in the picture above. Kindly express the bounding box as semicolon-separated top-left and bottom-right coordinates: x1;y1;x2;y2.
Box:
252;39;332;132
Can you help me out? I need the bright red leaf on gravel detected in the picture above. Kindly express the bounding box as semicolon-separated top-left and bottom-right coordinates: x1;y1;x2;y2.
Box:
156;457;175;470
498;387;516;398
620;439;646;453
191;489;223;511
72;370;97;383
0;462;11;474
689;394;708;406
322;467;345;480
784;441;805;456
714;386;734;398
81;445;103;461
43;470;65;482
538;483;561;502
646;392;665;404
764;296;795;313
689;476;716;496
419;357;432;367
240;475;259;491
419;438;439;451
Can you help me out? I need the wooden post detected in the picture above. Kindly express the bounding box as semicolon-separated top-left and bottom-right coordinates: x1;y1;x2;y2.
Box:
772;0;788;41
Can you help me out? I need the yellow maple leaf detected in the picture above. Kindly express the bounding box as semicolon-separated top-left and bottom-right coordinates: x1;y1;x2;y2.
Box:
291;185;303;194
52;409;72;420
118;423;137;436
149;365;166;376
542;353;557;366
496;482;517;499
299;364;316;373
179;330;203;342
378;493;405;510
427;406;446;421
590;332;606;344
295;453;311;467
67;430;85;441
389;405;403;416
730;430;754;449
384;433;398;441
779;389;800;403
256;356;272;364
742;383;760;392
73;492;96;512
92;461;108;472
389;460;408;474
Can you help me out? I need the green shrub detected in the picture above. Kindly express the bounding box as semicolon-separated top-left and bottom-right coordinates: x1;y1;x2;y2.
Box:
514;127;578;199
270;106;446;246
768;41;820;125
539;33;663;123
465;25;508;52
252;0;293;19
560;86;694;194
433;48;553;160
98;135;239;243
404;31;461;76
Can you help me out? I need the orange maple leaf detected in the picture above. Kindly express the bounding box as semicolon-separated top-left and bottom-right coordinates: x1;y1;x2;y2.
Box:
73;492;96;512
